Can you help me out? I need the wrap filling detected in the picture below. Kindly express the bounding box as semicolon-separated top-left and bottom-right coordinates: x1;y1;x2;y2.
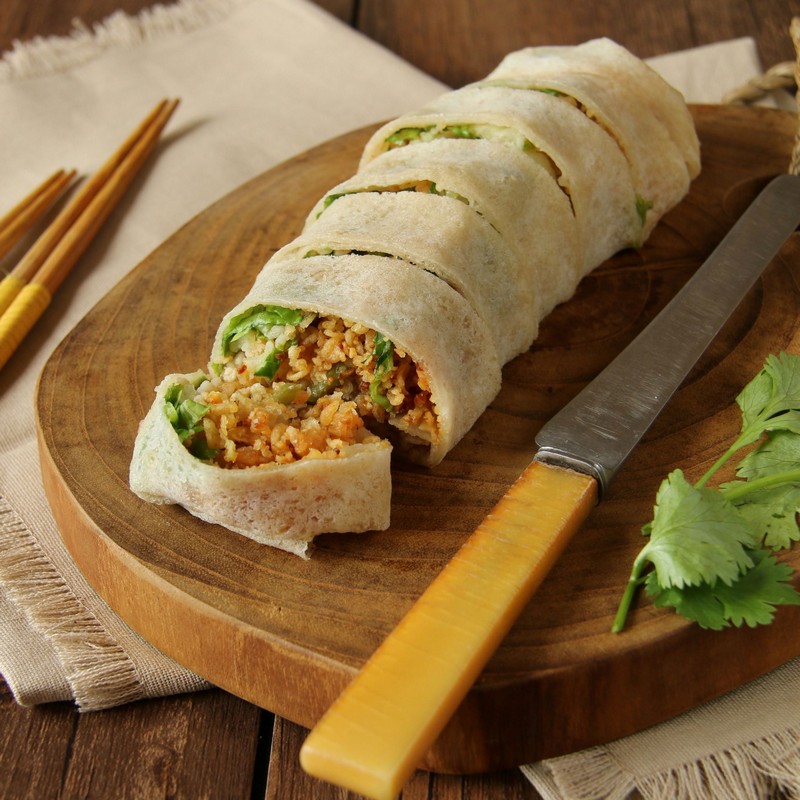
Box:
169;304;438;467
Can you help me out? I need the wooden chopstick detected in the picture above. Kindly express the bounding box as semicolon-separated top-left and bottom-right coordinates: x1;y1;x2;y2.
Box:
0;169;77;263
0;98;180;372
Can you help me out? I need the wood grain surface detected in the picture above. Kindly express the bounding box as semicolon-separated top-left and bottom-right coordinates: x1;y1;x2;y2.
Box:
4;0;799;85
7;4;798;799
35;103;800;774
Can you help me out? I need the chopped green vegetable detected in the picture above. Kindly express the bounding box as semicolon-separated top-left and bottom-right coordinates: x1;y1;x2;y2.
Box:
188;436;219;461
635;194;654;227
164;382;218;460
443;124;478;139
316;192;347;217
369;332;394;412
255;337;297;381
308;363;351;404
612;352;800;633
221;304;305;355
385;126;431;146
271;382;304;405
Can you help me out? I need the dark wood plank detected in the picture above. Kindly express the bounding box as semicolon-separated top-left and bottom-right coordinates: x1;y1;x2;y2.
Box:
0;682;76;799
61;690;264;799
1;680;266;800
267;716;543;800
357;0;800;86
0;0;173;52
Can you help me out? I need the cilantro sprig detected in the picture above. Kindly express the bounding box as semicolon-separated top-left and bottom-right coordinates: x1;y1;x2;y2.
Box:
612;352;800;633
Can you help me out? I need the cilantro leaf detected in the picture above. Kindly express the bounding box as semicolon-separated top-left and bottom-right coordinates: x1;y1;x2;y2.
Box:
735;352;800;447
644;572;730;631
734;488;800;550
641;470;756;588
722;430;800;549
612;353;800;634
646;550;800;630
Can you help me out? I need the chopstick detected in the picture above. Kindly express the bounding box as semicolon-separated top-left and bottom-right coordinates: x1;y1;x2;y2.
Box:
0;169;77;263
0;98;180;372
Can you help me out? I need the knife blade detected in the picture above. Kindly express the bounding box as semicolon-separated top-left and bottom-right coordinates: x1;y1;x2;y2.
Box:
299;174;800;800
535;174;800;495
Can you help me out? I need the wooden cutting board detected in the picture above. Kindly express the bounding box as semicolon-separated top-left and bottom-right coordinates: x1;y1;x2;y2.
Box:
36;105;800;773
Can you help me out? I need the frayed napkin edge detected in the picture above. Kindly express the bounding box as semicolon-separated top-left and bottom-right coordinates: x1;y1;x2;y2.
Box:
0;0;248;83
0;495;146;709
522;721;800;800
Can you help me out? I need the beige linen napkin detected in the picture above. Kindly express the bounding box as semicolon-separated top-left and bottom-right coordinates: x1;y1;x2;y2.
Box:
0;0;444;710
1;6;798;797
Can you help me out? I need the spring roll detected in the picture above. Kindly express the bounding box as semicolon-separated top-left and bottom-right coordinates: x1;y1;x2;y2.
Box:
130;372;392;558
304;138;581;328
130;38;700;556
481;37;700;236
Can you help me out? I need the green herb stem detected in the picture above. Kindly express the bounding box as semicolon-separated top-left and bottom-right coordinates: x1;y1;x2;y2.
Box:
720;469;800;503
611;552;649;633
695;443;740;488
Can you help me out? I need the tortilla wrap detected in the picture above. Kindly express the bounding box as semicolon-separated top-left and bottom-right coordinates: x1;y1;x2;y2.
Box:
277;190;536;363
212;254;503;466
305;138;581;320
482;37;700;236
130;39;700;555
359;85;642;273
130;373;392;558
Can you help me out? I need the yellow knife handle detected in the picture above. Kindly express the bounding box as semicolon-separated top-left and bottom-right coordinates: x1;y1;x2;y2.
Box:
0;282;51;371
300;460;598;800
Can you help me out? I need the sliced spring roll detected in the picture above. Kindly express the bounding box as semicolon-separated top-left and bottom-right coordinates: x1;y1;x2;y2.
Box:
131;39;700;556
358;84;642;273
275;190;536;363
481;37;700;237
305;138;581;323
208;254;502;467
130;372;392;558
130;255;500;554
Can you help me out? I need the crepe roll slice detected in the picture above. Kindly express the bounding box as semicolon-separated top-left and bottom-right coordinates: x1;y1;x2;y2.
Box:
306;138;581;324
359;85;641;274
482;38;700;237
276;190;534;363
209;254;503;467
130;372;392;558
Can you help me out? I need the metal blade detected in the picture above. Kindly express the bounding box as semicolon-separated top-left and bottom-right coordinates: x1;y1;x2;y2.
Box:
534;174;800;498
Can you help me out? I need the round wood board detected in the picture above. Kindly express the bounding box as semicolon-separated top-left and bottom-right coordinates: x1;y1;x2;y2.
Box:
37;105;800;773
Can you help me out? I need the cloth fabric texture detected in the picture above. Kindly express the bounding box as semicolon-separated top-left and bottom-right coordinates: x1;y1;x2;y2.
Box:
0;3;797;797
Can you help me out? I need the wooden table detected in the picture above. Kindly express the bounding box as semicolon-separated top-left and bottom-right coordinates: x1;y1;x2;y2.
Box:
2;2;800;798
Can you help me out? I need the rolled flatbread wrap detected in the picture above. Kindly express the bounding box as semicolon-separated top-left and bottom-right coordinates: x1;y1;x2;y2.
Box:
304;138;581;326
130;373;392;558
130;39;700;556
482;37;700;236
277;190;536;363
209;254;503;467
358;84;642;273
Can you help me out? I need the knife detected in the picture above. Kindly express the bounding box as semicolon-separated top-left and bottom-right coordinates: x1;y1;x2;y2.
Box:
299;174;800;800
